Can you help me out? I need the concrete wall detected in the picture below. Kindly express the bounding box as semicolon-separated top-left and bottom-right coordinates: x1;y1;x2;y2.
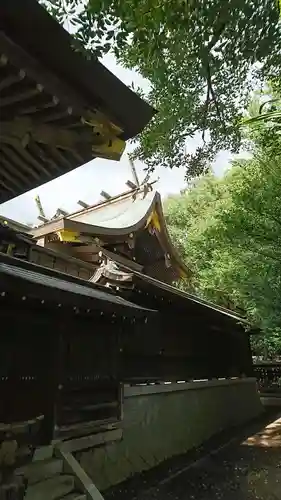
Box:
78;378;263;491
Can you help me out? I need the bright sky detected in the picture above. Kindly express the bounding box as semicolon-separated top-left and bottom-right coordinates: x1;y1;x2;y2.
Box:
0;54;233;225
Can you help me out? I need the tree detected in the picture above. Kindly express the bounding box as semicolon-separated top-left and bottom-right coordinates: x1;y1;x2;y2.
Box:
42;0;281;178
164;84;281;358
165;157;281;358
243;82;281;157
164;173;229;291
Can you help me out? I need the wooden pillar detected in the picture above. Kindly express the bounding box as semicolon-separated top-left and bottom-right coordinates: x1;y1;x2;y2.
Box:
38;316;65;445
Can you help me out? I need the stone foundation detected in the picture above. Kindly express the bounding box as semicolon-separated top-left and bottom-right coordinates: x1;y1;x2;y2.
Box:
78;378;263;491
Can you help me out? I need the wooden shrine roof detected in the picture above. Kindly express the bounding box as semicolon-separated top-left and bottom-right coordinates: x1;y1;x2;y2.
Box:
90;253;248;329
32;189;160;237
0;0;155;203
0;251;155;318
31;187;190;281
129;267;247;325
0;215;31;234
0;221;250;333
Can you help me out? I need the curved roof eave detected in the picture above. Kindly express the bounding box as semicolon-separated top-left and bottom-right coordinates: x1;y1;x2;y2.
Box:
31;189;190;279
153;192;191;279
123;266;248;325
1;0;156;140
31;191;159;238
0;252;156;317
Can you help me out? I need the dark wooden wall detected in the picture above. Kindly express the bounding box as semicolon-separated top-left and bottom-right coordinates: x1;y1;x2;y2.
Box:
0;296;124;443
0;252;253;444
119;313;253;383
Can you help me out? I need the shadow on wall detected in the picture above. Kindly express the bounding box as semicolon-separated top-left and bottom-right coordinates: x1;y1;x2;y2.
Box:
77;379;263;494
104;410;281;500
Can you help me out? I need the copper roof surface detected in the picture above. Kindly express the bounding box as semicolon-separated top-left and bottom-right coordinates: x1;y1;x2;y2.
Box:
31;188;190;279
0;251;155;317
69;190;156;229
31;189;165;236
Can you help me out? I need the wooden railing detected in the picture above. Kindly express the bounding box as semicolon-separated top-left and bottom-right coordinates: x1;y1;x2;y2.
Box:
254;363;281;394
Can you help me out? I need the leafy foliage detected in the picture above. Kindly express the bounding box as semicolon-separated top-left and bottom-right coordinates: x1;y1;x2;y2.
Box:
42;0;281;178
242;84;281;165
165;158;281;358
165;83;281;358
168;83;281;358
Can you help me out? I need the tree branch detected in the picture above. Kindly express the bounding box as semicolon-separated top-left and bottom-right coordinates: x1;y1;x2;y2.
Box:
207;22;227;52
205;62;226;132
202;84;211;142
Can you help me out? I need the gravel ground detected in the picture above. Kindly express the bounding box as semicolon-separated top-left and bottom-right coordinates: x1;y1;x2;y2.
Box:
105;410;281;500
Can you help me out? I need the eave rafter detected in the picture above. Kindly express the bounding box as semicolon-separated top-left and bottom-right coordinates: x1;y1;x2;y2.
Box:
30;188;190;284
0;33;125;202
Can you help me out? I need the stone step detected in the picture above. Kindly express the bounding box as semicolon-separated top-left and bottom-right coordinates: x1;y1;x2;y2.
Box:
33;445;54;461
24;473;75;500
59;493;86;500
18;457;63;485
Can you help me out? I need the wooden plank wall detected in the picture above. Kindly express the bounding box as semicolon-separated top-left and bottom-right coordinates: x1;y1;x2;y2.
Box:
0;248;253;444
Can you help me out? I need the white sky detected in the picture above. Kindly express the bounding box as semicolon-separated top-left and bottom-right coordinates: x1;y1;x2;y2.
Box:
0;54;233;225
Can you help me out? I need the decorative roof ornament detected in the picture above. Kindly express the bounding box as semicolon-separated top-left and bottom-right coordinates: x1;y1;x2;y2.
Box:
31;186;190;284
90;257;133;288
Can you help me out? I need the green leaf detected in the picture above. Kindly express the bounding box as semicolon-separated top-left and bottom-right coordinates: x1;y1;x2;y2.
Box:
44;0;281;177
106;30;115;40
103;42;111;52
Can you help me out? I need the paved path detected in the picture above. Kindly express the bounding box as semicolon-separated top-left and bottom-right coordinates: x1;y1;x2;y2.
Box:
106;412;281;500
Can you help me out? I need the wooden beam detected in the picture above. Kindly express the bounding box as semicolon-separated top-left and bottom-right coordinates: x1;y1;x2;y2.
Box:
100;190;111;200
1;120;95;149
57;449;105;500
18;96;59;116
26;142;55;177
0;69;25;92
56;208;69;217
2;146;52;180
0;156;26;190
74;245;100;254
49;147;72;169
0;178;16;196
0;33;124;141
128;158;140;187
126;180;137;190
0;147;30;185
75;254;101;263
101;248;143;272
56;428;122;454
0;54;8;67
0;32;88;119
40;107;73;124
38;216;49;223
0;85;43;107
77;200;89;209
0;139;40;180
32;143;61;172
